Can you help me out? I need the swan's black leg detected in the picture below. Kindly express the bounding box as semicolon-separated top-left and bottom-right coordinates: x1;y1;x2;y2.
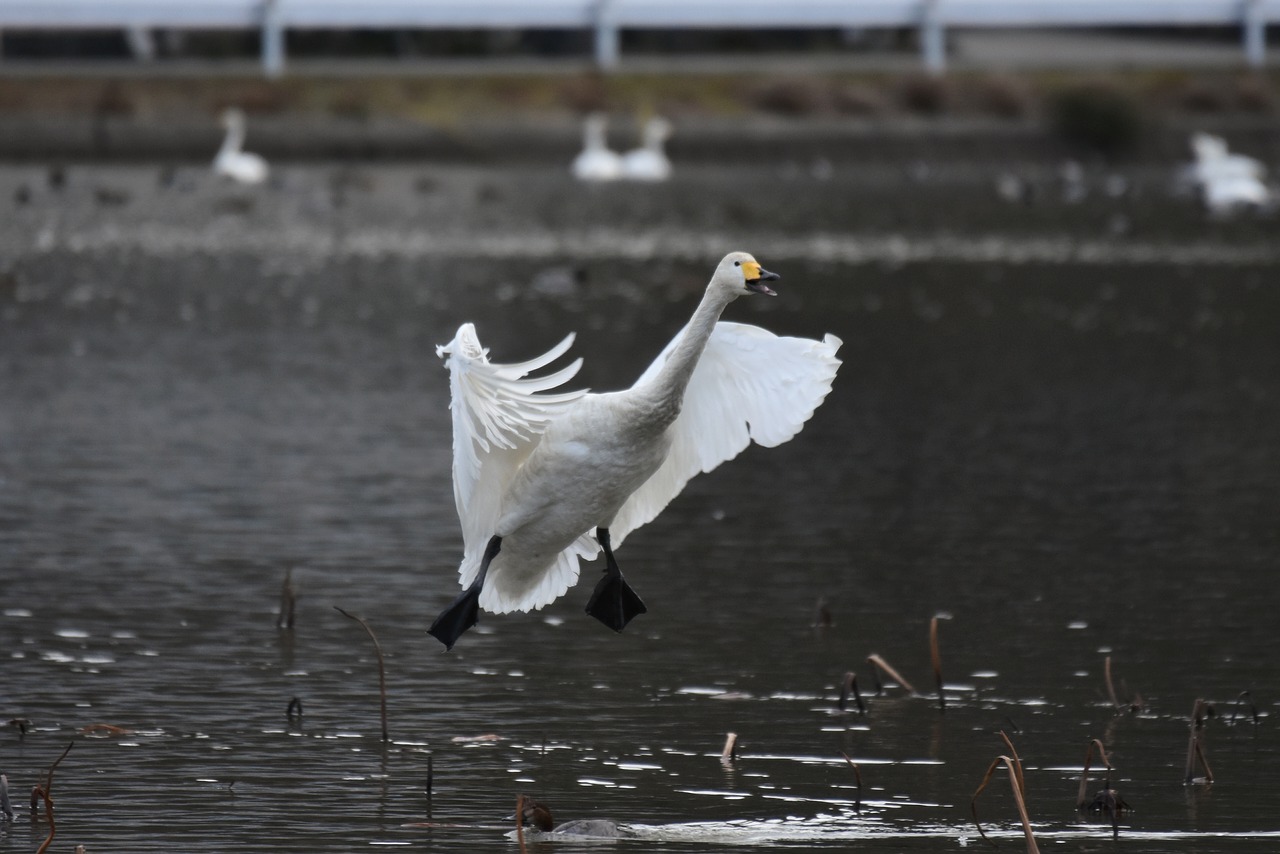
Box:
584;527;647;632
429;535;501;650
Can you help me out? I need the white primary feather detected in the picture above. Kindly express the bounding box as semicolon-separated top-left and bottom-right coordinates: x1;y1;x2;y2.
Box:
435;252;841;620
609;322;841;543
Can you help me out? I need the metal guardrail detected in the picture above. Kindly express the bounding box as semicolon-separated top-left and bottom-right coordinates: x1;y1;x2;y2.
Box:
0;0;1274;75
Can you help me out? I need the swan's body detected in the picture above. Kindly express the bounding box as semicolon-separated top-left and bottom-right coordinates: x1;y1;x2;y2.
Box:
1186;132;1271;216
621;117;673;181
213;108;268;185
428;252;841;649
571;114;623;182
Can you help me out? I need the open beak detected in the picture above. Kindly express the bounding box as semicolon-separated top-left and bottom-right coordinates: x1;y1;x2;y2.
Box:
746;267;779;296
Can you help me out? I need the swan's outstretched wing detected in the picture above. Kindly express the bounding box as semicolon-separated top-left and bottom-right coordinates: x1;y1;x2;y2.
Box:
438;323;588;587
610;321;841;544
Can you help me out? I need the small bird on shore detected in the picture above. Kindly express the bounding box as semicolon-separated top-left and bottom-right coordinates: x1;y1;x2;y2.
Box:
213;108;268;185
428;252;841;649
571;113;623;182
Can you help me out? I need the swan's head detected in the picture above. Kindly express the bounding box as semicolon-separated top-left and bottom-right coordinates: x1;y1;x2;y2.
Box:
714;251;779;298
644;116;672;142
220;108;246;130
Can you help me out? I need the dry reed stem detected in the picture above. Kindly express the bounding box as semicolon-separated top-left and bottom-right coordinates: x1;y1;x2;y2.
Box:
1229;691;1258;725
1184;699;1214;784
721;732;738;761
997;730;1026;798
33;741;74;854
1076;738;1112;809
277;568;297;629
334;607;389;742
929;617;944;712
971;752;1040;854
515;794;528;854
839;671;865;714
839;751;863;815
866;654;918;696
1104;656;1121;712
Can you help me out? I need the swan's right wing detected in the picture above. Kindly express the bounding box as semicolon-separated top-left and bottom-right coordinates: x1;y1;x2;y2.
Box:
439;323;588;587
610;321;841;545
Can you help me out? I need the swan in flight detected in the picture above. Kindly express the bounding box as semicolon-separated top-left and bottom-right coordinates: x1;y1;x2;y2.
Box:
428;252;842;649
621;117;673;181
571;113;623;182
213;108;268;185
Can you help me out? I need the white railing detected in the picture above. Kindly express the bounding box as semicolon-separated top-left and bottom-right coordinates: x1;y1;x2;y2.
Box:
0;0;1274;75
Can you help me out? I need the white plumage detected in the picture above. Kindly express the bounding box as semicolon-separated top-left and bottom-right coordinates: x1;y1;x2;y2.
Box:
571;113;623;182
429;252;841;649
212;108;268;185
620;117;673;182
1186;132;1271;216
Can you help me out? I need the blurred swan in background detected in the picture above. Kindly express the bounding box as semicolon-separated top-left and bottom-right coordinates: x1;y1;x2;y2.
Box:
1186;132;1271;217
621;116;673;181
428;252;841;649
571;113;623;182
213;108;268;185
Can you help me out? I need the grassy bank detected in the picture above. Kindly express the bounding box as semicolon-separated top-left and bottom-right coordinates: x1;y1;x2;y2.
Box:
0;65;1277;162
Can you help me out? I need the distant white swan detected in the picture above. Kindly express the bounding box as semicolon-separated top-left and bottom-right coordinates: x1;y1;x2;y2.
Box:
428;252;842;649
571;113;623;182
1186;132;1271;216
621;117;673;181
213;108;268;185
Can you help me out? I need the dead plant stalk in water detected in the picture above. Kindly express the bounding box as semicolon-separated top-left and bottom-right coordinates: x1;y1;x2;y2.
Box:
866;653;918;696
971;731;1039;854
31;741;74;854
334;606;389;743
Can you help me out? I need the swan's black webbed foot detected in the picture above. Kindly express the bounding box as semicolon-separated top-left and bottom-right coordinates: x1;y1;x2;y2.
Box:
584;527;647;633
429;535;501;650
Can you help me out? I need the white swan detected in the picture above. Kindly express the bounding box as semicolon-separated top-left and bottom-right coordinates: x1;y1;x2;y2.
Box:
213;108;268;185
428;252;842;649
571;114;623;182
621;117;673;182
1186;131;1271;216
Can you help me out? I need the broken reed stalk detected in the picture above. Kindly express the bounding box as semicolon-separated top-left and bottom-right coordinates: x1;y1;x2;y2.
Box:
32;741;74;854
838;671;866;714
721;732;738;762
1183;698;1214;785
866;654;918;696
839;751;863;815
334;607;389;743
929;616;944;712
1;773;12;821
1229;690;1258;725
515;794;528;854
971;736;1039;854
277;568;297;629
1076;738;1112;810
1104;656;1121;712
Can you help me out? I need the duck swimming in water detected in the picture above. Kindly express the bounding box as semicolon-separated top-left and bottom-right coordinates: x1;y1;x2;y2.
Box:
427;251;842;650
517;797;632;838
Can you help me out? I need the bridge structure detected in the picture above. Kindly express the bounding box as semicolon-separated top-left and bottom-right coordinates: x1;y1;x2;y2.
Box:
0;0;1275;76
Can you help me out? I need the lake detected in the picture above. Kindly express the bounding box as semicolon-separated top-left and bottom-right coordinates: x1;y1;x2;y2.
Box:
1;160;1278;852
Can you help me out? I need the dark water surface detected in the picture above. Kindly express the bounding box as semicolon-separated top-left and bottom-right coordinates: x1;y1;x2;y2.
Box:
2;164;1280;852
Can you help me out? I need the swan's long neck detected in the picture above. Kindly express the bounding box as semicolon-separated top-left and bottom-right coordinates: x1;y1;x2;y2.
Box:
219;121;245;157
638;283;734;420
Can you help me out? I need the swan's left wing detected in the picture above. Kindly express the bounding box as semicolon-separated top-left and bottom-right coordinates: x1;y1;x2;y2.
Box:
439;323;588;588
610;321;841;544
